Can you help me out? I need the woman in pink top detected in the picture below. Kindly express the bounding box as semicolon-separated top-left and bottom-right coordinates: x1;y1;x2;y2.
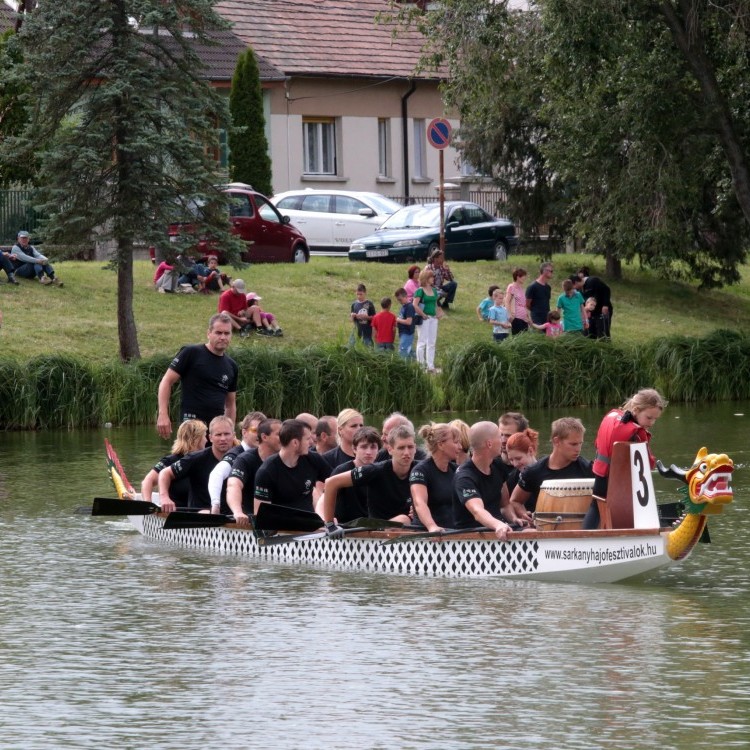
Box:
403;264;421;302
504;266;529;335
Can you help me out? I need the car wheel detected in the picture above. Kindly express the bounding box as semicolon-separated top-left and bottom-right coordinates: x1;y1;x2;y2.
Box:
293;245;309;263
493;241;508;261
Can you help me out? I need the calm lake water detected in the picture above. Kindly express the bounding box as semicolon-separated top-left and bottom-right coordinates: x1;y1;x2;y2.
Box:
1;403;749;749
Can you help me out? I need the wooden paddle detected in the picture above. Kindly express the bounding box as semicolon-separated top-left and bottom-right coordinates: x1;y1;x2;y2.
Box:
380;527;492;545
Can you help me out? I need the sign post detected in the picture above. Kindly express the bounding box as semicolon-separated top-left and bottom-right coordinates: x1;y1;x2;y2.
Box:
427;118;452;254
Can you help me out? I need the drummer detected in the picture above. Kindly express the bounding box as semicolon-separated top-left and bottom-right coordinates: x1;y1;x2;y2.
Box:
508;417;593;514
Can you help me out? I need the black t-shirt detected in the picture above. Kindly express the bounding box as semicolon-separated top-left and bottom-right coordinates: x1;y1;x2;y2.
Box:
153;452;189;505
228;448;264;514
581;276;613;316
452;458;510;529
349;459;415;520
254;452;332;512
525;280;551;325
409;457;457;528
169;344;238;424
351;299;376;337
322;445;354;470
331;459;369;524
517;455;594;512
170;446;221;510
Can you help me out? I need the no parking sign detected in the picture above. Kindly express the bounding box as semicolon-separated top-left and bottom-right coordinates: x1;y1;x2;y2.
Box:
427;118;452;150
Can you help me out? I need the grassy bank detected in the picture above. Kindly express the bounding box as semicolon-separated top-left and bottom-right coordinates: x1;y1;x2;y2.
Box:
1;254;749;428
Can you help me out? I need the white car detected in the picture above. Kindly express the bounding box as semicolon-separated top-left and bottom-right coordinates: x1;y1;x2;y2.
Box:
271;189;402;252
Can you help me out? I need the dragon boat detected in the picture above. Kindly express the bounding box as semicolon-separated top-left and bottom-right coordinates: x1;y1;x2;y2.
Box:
98;439;734;584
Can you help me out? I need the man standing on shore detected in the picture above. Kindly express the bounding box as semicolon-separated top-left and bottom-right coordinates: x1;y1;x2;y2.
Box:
525;261;554;328
157;312;238;438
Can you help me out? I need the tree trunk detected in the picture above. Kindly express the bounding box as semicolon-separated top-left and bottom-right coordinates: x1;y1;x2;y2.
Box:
605;248;622;280
117;238;141;361
660;0;750;226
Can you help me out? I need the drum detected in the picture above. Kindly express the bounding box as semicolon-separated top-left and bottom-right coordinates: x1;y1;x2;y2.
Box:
533;478;595;531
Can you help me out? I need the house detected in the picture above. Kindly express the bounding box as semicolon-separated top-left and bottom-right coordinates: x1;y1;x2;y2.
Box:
216;0;460;201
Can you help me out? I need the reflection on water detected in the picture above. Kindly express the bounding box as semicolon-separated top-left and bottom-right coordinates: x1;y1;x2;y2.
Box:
1;403;749;749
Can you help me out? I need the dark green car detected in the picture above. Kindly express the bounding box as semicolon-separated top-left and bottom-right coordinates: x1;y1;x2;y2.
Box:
348;201;518;262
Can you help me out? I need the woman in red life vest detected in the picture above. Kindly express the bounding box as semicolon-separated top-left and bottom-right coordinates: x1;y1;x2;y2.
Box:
583;388;668;528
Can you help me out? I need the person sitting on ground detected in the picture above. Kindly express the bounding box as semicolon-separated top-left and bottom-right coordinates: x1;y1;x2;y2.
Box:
140;419;208;504
247;292;282;336
487;287;512;342
197;255;229;293
225;418;282;526
425;248;457;309
318;426;382;523
504;429;540;498
531;309;563;337
10;231;63;286
452;421;526;538
321;424;418;525
350;283;376;347
322;408;364;468
411;422;462;532
218;279;255;334
154;259;179;294
477;285;500;322
371;296;396;352
509;417;593;515
394;288;416;360
0;246;19;285
253;418;332;514
208;410;267;513
314;415;338;455
158;415;236;512
498;412;530;466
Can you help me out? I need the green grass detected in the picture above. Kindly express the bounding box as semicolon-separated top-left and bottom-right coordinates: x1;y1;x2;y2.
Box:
1;252;750;428
1;252;749;363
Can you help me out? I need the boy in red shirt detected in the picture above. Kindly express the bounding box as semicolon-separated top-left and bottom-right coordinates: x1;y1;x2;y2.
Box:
371;296;397;352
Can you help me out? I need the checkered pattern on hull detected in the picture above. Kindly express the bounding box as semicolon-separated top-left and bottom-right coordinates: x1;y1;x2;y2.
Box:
139;516;539;578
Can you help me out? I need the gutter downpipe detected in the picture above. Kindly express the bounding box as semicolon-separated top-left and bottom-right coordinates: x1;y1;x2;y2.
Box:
401;79;417;204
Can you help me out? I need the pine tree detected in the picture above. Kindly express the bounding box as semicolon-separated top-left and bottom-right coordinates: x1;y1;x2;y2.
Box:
228;47;273;197
0;1;244;360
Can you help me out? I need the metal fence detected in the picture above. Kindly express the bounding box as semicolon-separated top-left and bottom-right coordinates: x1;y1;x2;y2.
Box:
0;189;42;244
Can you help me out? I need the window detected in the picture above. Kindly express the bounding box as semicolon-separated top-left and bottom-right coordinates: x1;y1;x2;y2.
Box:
255;194;282;223
378;118;391;178
303;118;336;175
300;194;332;212
228;193;252;218
413;118;427;179
334;196;368;215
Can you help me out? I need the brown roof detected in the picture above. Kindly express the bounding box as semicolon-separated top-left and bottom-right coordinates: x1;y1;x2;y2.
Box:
216;0;438;80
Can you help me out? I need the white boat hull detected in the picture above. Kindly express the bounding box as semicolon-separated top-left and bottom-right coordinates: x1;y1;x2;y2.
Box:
129;514;678;584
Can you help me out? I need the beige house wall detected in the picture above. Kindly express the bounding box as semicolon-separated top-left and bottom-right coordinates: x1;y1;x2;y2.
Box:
264;77;460;198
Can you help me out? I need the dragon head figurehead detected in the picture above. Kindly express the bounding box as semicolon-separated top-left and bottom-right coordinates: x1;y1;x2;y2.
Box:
683;447;734;515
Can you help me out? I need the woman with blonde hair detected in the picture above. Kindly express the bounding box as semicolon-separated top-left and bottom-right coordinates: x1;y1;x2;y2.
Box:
449;418;471;464
410;422;462;531
140;419;208;504
321;408;365;469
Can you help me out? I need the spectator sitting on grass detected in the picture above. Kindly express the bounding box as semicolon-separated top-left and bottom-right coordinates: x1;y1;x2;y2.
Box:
198;255;229;293
247;292;282;337
218;279;255;335
10;231;63;286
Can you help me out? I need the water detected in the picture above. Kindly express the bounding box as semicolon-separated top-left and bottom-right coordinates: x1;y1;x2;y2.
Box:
1;404;749;749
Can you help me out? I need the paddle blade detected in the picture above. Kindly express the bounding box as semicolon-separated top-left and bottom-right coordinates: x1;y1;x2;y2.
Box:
254;502;323;532
162;512;233;530
91;497;160;516
342;517;404;529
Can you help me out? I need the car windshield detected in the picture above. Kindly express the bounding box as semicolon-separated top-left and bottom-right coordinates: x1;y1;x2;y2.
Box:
365;194;403;214
379;205;440;230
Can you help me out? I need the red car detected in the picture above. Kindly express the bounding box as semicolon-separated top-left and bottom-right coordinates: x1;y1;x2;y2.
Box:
159;183;310;264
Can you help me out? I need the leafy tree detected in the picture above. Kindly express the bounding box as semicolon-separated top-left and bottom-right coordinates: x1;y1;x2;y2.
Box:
0;1;244;360
390;0;750;287
228;46;273;196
